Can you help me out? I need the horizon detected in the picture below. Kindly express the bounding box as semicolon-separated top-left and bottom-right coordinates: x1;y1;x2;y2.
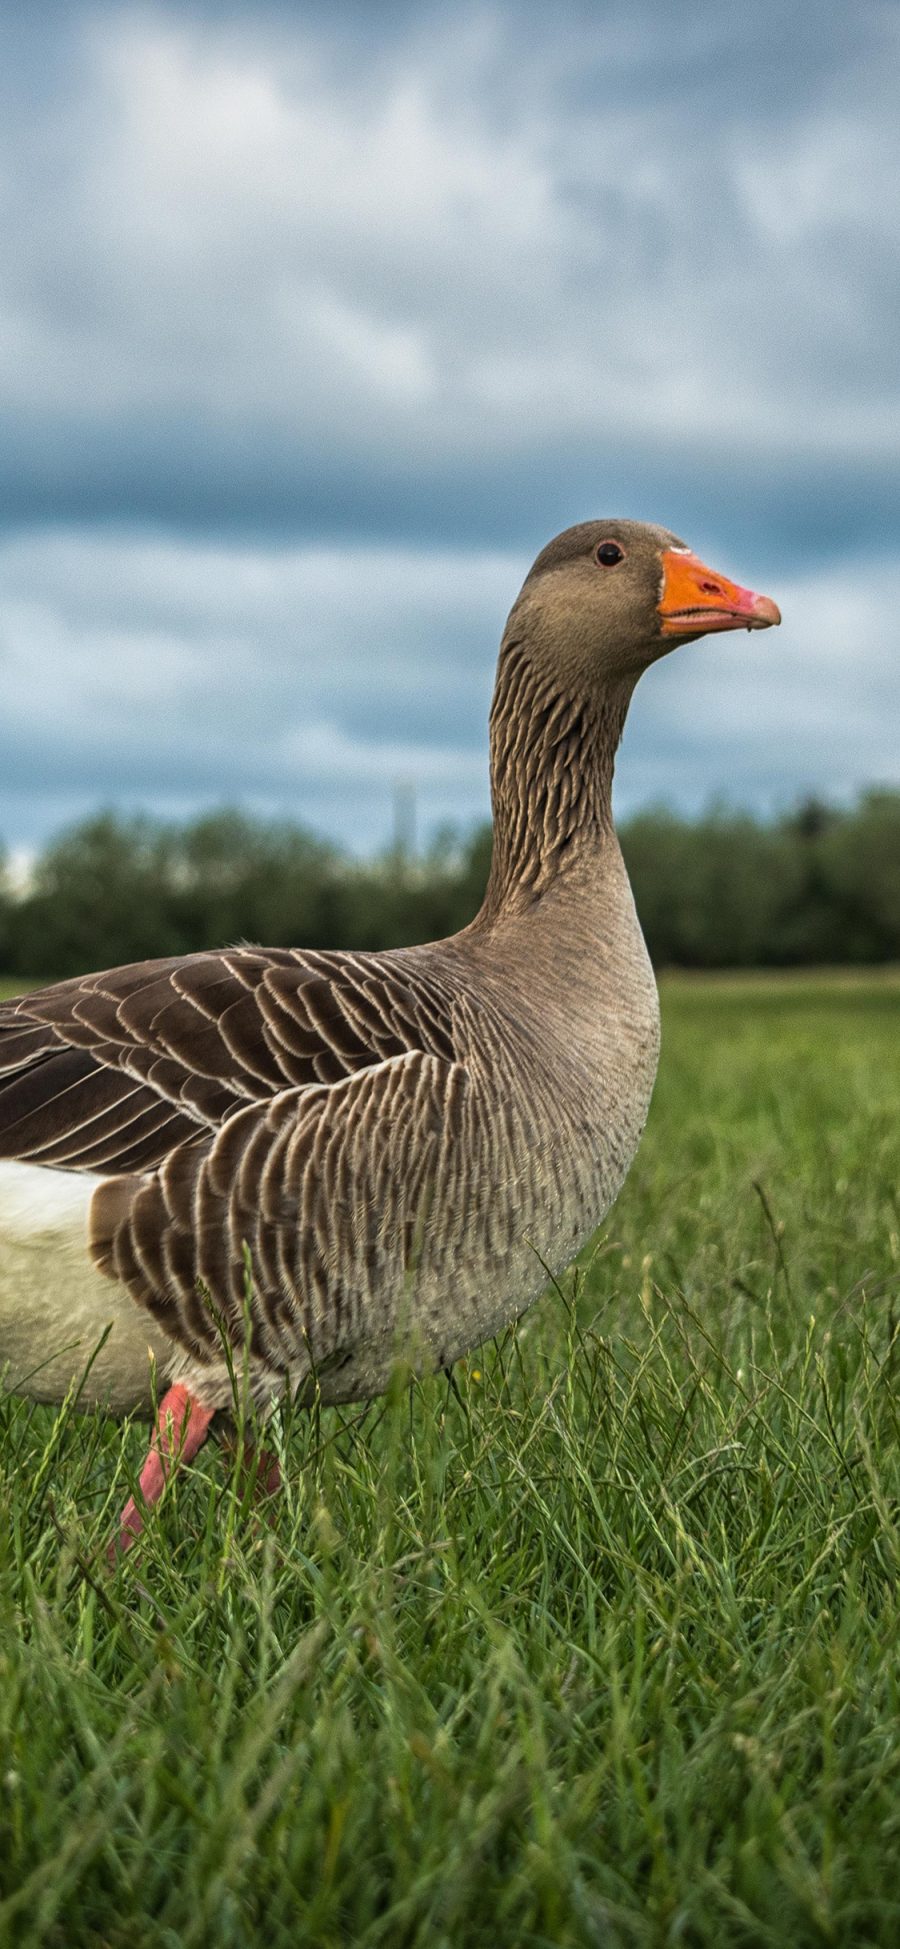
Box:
4;775;895;898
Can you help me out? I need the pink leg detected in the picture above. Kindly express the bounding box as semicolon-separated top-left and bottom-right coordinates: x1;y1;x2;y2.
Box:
111;1383;215;1560
245;1441;282;1498
220;1428;282;1499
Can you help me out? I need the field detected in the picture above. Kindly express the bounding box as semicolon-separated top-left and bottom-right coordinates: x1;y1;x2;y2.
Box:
1;974;898;1946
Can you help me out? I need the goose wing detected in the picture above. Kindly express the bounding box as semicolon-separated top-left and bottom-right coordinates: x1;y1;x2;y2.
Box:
0;946;459;1177
90;1047;471;1377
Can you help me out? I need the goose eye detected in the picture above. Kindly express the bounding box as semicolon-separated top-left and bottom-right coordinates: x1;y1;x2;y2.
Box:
595;541;625;567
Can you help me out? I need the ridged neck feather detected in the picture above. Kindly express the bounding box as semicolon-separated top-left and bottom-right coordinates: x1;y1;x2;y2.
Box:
477;636;634;925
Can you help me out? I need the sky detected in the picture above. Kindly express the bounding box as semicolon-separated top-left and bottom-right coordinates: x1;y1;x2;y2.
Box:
1;0;898;858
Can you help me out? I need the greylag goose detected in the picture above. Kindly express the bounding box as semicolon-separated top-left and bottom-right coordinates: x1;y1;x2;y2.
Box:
0;521;779;1551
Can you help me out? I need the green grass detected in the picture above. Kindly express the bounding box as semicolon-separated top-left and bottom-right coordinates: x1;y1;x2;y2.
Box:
1;975;898;1947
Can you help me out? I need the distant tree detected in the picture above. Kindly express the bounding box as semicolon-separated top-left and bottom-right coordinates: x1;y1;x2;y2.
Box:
620;808;803;967
817;792;900;962
0;848;11;973
169;809;345;951
328;823;492;951
1;793;897;981
786;796;838;843
764;802;842;966
453;824;494;930
7;813;181;980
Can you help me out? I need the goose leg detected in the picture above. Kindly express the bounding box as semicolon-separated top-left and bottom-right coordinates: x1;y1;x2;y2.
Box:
111;1383;215;1560
241;1440;282;1497
219;1425;282;1498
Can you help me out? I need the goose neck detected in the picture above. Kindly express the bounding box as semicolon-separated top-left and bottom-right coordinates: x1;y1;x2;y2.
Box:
476;640;633;926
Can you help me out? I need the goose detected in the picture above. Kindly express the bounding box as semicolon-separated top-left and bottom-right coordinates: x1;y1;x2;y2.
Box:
0;521;779;1552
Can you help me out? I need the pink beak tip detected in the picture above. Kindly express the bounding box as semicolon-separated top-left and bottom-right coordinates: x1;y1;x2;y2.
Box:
750;593;781;628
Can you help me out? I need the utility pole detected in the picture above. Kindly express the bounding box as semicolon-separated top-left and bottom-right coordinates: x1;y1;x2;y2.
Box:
391;779;417;871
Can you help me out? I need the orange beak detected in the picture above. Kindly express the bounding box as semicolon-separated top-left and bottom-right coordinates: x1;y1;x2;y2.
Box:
659;550;781;637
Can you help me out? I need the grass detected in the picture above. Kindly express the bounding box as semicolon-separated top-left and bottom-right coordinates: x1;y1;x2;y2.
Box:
1;973;899;1947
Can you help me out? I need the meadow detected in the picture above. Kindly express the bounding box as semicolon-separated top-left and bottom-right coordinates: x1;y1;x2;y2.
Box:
0;974;898;1947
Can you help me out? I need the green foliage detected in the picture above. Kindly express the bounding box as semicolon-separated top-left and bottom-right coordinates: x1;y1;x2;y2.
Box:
4;811;345;980
816;794;900;961
0;849;11;975
1;792;898;980
620;791;900;968
620;808;800;967
1;977;898;1945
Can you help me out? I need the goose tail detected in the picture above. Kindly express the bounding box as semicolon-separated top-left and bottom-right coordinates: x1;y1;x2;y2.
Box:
0;1161;170;1413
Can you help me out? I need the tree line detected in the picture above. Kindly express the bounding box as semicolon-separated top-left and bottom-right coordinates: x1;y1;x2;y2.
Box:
0;792;898;982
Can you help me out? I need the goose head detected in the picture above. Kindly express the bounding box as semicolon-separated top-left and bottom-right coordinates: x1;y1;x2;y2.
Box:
507;519;781;688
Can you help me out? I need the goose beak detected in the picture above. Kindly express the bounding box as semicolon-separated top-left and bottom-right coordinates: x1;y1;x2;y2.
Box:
659;550;781;637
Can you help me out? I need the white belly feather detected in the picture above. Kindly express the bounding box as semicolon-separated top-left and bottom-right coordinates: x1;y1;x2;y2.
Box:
0;1162;171;1414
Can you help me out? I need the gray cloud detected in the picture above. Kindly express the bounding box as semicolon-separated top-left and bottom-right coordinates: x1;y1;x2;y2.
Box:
0;3;898;552
1;529;896;854
0;1;897;850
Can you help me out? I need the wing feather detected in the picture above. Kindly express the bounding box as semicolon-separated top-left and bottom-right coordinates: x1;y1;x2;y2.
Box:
89;1051;471;1390
0;945;460;1179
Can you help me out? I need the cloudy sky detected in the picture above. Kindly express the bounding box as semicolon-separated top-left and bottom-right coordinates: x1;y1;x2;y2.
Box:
1;0;898;857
